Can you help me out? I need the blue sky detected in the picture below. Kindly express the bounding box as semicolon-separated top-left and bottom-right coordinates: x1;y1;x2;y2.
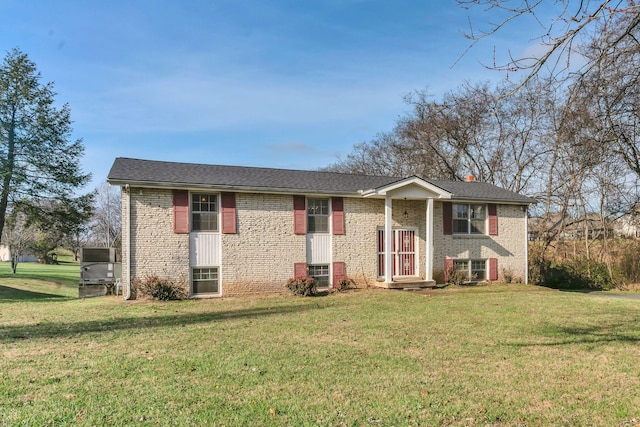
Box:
1;0;550;189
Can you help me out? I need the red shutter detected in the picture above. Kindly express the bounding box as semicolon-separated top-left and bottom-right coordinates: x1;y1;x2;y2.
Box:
173;190;189;234
293;195;306;235
489;258;498;281
444;258;454;281
443;202;453;235
332;261;346;287
488;204;498;235
221;192;237;234
332;197;345;235
294;262;307;278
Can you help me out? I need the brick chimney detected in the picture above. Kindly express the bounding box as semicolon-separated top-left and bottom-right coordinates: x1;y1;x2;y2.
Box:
465;175;475;182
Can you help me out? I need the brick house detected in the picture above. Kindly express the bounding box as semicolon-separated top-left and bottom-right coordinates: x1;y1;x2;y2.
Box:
107;158;535;298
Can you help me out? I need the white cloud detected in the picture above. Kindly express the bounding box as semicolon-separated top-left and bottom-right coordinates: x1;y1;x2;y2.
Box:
266;141;314;153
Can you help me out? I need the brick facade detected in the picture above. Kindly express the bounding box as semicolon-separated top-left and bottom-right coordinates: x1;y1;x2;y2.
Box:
121;187;528;298
433;203;527;283
221;193;305;295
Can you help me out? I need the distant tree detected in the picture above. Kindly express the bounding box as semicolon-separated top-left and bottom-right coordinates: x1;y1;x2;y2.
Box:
19;194;94;263
0;47;91;244
87;182;122;249
1;210;37;273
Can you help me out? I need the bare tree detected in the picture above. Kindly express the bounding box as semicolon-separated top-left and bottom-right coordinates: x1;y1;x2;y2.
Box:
327;79;554;198
457;1;639;87
87;182;121;249
1;211;37;273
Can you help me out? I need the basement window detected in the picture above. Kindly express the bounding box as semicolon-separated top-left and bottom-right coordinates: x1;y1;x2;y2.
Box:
454;259;486;281
308;264;329;289
192;267;219;294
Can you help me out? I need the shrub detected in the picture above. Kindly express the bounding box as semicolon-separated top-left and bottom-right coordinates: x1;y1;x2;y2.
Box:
529;251;619;290
333;277;357;292
134;275;188;300
616;240;640;283
286;276;316;296
445;264;475;286
502;267;514;284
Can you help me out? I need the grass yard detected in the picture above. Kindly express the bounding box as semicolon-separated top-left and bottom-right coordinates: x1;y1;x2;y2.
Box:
1;267;640;426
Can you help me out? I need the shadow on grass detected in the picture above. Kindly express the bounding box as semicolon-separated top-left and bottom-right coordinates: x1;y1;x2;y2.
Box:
0;285;73;303
0;273;77;288
512;321;640;347
0;303;315;342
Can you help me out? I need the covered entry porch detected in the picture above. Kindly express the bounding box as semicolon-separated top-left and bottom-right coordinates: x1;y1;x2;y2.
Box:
361;177;452;288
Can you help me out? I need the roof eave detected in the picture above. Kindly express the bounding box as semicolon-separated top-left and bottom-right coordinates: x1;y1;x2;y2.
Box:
106;179;363;197
450;196;537;205
361;176;453;199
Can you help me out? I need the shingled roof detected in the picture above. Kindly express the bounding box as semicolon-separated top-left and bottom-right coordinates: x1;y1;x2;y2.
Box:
107;157;535;204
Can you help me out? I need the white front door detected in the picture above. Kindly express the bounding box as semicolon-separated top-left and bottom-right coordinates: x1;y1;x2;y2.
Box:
377;229;417;278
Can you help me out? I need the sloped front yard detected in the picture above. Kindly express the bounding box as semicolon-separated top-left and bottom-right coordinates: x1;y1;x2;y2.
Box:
1;282;639;425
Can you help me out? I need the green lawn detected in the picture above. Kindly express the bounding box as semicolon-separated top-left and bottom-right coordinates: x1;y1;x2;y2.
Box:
1;268;639;425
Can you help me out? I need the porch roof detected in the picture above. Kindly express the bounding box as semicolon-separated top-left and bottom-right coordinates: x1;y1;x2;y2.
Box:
108;157;536;204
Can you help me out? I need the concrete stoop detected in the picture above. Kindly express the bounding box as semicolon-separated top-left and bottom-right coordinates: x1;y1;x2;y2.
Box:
376;278;437;290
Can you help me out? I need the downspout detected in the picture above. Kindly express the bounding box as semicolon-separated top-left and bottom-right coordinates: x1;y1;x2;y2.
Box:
124;184;132;300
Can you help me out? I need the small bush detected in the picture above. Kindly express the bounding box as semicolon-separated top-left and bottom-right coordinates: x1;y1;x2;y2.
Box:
333;277;357;292
502;267;514;284
445;264;475;286
134;275;188;300
286;276;316;296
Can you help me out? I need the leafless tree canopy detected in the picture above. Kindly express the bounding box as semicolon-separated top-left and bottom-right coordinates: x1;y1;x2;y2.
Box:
458;1;640;87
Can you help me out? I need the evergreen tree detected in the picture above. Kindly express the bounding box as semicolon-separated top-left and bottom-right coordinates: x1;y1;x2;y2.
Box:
0;47;91;244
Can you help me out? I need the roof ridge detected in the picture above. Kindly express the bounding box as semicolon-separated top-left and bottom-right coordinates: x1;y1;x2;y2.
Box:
114;157;403;180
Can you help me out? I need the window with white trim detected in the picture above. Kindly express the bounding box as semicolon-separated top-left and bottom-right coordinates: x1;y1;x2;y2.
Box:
192;267;219;294
192;193;218;231
454;259;486;281
308;264;329;288
307;198;329;233
453;204;486;234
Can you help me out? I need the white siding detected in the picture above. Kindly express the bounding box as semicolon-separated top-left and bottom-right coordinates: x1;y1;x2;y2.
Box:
306;233;331;264
190;232;221;267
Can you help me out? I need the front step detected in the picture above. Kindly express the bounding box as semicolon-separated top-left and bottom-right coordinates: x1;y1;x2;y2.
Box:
376;279;437;289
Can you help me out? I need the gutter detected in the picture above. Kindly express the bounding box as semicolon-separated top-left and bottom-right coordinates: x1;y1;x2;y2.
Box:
107;179;361;198
124;184;131;300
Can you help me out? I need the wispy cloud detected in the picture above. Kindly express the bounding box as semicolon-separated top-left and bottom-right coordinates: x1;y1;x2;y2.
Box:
266;142;313;153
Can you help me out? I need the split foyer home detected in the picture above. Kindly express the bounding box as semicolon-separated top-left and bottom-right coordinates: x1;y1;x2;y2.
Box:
107;157;535;298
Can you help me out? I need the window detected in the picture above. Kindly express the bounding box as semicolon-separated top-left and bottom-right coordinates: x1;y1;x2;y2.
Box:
453;204;486;234
454;259;486;281
307;198;329;233
192;193;218;231
308;264;329;288
192;267;219;294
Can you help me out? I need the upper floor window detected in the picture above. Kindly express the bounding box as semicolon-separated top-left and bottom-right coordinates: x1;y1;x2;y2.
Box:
307;198;329;233
192;193;218;231
453;204;486;234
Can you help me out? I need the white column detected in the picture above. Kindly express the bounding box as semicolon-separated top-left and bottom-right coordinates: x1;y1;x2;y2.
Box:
425;198;434;281
384;195;393;283
524;205;529;284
